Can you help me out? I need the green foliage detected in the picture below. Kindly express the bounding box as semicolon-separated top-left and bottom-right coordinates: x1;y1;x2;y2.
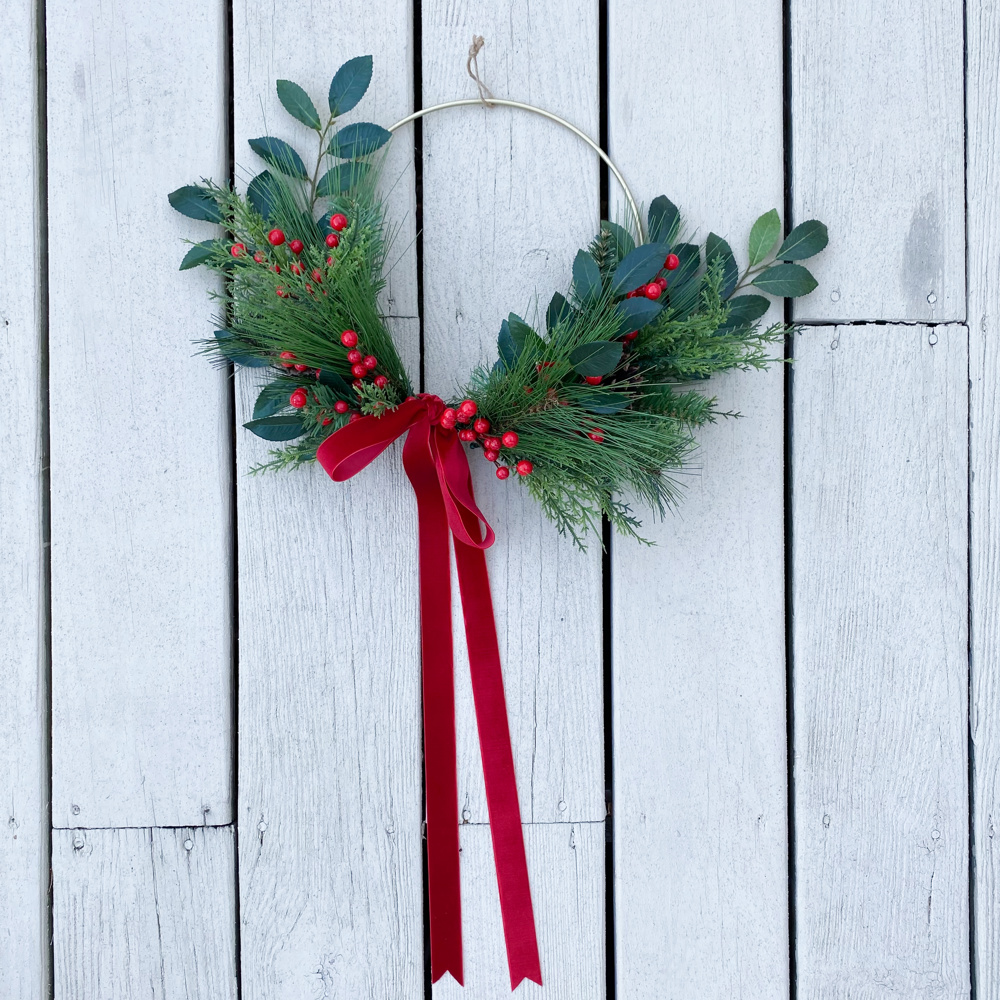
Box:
168;185;222;223
777;220;828;260
248;136;308;179
328;122;391;159
752;262;818;297
747;209;781;266
276;80;321;129
328;55;373;115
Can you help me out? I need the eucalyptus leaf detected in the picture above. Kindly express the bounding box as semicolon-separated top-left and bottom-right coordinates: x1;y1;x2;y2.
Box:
569;340;623;377
614;296;661;336
247;170;280;220
717;294;771;331
276;80;321;129
247;136;308;179
546;291;574;331
602;220;635;264
179;240;217;270
328;122;391;159
776;220;828;260
243;415;307;441
214;331;269;367
328;55;373;115
508;314;545;359
573;250;603;304
747;209;781;266
168;185;222;223
497;319;516;367
611;243;666;295
576;389;631;414
752;262;818;297
253;380;294;418
647;195;680;246
665;243;702;318
316;161;370;197
705;232;738;299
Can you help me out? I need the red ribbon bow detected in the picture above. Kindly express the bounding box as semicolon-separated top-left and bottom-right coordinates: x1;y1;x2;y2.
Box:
317;394;542;990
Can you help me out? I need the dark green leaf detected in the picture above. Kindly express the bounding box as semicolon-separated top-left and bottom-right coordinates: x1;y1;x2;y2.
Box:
328;122;391;159
179;240;217;270
247;171;280;220
576;389;631;414
665;243;701;318
253;380;293;418
497;319;516;367
776;220;828;260
611;242;666;295
752;262;818;297
602;220;635;263
647;195;680;246
276;80;321;129
328;55;373;115
168;185;222;223
748;209;781;266
717;294;771;331
248;136;308;179
317;368;353;395
508;313;544;357
573;250;603;304
243;415;307;441
316;161;370;197
614;297;661;336
705;232;738;299
546;291;575;331
214;330;268;367
569;340;623;377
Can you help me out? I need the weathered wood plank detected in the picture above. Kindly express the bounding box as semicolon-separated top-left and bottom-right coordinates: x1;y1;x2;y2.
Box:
421;6;605;996
790;0;965;321
46;0;232;828
232;9;424;998
53;826;237;999
0;0;47;994
608;2;789;997
968;2;1000;991
791;323;969;998
435;823;605;998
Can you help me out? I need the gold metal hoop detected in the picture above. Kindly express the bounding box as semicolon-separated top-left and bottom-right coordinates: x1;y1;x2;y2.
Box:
388;99;644;240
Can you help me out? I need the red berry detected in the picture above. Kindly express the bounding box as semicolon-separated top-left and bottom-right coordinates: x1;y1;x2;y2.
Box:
363;355;377;370
665;253;680;270
655;276;668;289
289;239;304;255
294;363;309;372
347;349;362;364
304;282;314;293
626;290;638;298
341;329;358;347
623;330;639;341
473;418;490;434
351;363;367;378
326;255;334;265
268;228;285;246
516;460;533;476
644;282;661;299
330;213;348;231
230;243;245;257
458;399;477;417
311;269;323;282
374;374;388;388
496;466;511;480
289;389;307;408
349;411;362;423
584;375;602;385
352;378;362;389
334;400;350;414
440;408;458;428
483;436;502;451
253;252;265;263
501;431;518;448
588;427;605;443
276;287;287;297
483;449;499;462
322;416;332;425
279;350;296;367
291;262;304;275
458;429;477;442
325;233;340;248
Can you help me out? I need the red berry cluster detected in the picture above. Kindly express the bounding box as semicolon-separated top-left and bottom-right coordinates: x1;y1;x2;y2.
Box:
340;329;389;390
620;252;680;342
438;401;531;478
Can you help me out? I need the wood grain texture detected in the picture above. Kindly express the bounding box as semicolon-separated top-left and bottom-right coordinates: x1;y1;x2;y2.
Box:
790;0;965;322
46;0;232;828
968;3;1000;993
792;324;969;998
420;6;605;996
608;3;789;997
232;8;424;998
53;826;237;999
0;0;48;994
434;823;605;997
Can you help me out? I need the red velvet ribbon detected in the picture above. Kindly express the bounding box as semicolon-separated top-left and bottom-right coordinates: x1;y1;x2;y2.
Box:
317;394;542;990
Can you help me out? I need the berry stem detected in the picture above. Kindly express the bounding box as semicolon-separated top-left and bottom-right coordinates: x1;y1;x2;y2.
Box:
307;113;339;211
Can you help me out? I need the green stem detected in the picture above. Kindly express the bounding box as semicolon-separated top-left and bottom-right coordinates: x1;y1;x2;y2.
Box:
308;115;337;210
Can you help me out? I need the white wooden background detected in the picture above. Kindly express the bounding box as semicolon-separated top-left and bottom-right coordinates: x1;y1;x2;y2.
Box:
1;0;995;997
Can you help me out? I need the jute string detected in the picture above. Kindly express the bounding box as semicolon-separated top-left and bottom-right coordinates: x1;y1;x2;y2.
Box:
466;35;495;106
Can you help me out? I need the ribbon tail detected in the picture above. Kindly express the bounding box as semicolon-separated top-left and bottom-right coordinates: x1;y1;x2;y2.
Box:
454;538;543;990
403;422;464;986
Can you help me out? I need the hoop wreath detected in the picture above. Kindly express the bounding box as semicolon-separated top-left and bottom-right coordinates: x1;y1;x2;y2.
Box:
169;54;827;990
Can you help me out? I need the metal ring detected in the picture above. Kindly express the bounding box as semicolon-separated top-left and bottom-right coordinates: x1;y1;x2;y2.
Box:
388;99;644;240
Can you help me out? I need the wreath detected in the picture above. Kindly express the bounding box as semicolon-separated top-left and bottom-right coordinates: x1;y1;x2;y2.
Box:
168;54;828;989
169;55;827;547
